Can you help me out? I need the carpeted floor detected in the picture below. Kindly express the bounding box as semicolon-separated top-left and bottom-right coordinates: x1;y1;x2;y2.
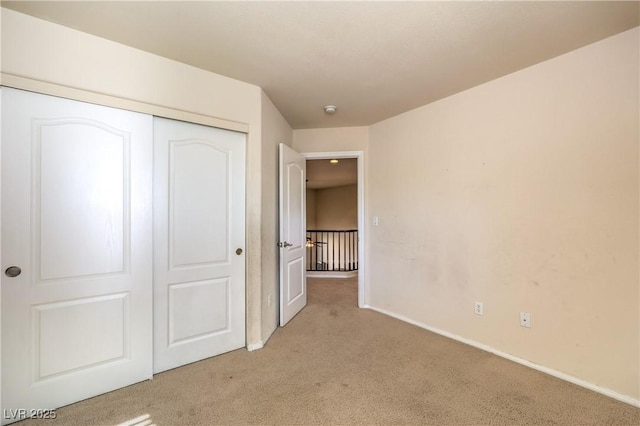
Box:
19;277;640;425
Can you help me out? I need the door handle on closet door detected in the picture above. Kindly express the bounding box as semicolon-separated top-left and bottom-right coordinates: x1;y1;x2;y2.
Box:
5;266;22;277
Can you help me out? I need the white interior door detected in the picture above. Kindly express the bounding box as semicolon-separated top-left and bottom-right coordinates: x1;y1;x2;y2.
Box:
1;88;153;424
153;117;246;373
279;143;306;326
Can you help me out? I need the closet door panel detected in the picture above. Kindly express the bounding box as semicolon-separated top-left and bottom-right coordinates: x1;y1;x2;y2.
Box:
153;117;245;373
1;88;153;424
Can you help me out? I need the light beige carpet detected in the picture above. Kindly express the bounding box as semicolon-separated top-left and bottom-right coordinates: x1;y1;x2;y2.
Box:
20;277;640;425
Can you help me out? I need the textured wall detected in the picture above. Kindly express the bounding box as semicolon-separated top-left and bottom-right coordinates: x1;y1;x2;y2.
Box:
368;28;639;399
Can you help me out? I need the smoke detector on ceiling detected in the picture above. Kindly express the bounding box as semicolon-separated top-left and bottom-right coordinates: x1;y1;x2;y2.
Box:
324;105;337;114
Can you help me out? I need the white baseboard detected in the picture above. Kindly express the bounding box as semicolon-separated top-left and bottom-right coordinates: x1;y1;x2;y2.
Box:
246;341;264;351
366;305;639;408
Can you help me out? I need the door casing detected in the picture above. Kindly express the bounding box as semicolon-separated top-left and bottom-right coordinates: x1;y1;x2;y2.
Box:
302;151;366;308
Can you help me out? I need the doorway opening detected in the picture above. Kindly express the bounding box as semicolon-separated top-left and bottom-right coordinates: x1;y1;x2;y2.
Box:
302;151;365;308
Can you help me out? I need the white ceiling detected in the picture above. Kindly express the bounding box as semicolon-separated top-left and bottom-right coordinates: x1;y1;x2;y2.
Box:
3;1;639;129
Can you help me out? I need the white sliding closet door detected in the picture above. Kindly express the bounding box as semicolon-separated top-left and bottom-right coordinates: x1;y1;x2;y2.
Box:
1;88;153;424
153;117;246;373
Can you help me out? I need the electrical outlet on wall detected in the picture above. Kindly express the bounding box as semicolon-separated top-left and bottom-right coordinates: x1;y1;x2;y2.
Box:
520;312;531;328
474;301;483;316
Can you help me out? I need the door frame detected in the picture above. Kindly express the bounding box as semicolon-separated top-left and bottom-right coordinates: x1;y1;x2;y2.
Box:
302;151;366;308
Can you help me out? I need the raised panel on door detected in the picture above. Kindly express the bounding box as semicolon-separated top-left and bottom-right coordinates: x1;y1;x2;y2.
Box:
169;140;229;269
36;119;128;281
168;278;230;345
286;257;304;304
1;88;152;424
153;117;245;374
34;293;129;379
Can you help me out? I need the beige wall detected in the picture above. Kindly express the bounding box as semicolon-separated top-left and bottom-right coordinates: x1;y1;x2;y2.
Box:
367;28;639;400
306;189;317;229
293;126;368;153
260;92;293;341
0;9;270;348
315;184;358;230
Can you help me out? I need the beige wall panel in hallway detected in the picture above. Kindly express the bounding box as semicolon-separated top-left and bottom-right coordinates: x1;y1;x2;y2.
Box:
315;184;358;230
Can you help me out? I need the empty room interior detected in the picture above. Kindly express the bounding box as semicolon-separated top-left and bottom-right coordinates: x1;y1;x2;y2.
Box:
0;1;639;424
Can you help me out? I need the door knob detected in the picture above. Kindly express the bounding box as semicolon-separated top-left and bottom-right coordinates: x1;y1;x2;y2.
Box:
5;266;21;277
236;248;243;255
278;242;293;248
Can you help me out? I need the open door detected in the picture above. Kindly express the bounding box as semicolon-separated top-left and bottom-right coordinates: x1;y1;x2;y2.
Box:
278;143;306;326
